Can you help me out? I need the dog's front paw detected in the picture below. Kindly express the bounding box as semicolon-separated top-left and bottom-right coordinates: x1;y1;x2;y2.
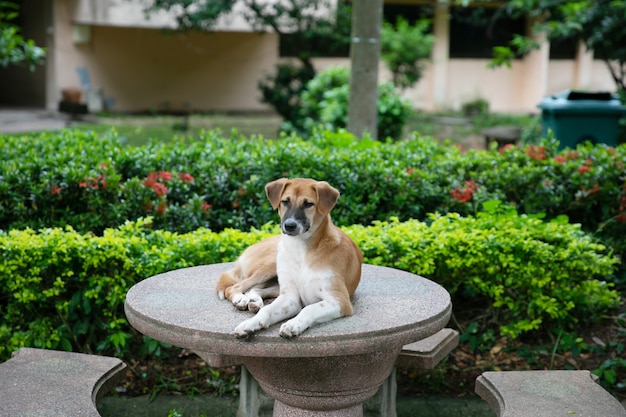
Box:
234;317;266;338
279;319;307;339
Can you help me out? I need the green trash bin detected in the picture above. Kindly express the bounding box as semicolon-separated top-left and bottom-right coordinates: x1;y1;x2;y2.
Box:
538;90;626;149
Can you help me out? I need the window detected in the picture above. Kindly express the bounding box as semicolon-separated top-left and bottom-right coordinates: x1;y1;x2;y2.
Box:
279;2;351;58
449;6;526;59
383;4;434;26
549;37;578;60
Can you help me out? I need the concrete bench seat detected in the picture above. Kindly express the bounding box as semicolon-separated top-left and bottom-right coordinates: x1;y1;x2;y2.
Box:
0;347;127;417
475;370;626;417
482;125;521;149
396;327;460;370
237;328;460;417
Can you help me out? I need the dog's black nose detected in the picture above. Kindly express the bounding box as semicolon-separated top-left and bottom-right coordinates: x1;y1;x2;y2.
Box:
283;219;298;234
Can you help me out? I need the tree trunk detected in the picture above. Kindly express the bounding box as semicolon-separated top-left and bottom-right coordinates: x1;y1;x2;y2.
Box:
347;0;383;140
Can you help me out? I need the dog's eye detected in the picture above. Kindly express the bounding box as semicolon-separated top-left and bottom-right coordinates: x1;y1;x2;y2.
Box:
302;201;314;209
281;199;290;207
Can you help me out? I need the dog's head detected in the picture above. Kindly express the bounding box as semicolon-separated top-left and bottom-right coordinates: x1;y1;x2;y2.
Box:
265;178;339;237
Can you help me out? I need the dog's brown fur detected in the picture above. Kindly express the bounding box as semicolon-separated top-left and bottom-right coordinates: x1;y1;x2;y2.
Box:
216;178;363;337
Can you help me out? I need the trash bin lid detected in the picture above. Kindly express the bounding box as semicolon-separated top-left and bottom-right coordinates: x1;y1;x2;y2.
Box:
537;90;626;114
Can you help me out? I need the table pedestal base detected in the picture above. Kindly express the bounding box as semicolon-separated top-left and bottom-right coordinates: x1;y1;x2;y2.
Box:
241;348;401;417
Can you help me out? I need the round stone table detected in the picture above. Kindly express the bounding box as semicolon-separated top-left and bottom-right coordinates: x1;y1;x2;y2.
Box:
125;263;452;417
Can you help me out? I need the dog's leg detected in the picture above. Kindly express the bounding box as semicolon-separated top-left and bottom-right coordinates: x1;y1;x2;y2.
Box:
245;284;280;314
233;292;302;338
232;282;280;313
216;268;240;300
279;298;343;338
230;277;279;312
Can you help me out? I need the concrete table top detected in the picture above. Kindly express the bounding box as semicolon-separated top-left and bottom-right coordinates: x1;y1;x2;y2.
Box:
125;263;452;358
125;263;452;416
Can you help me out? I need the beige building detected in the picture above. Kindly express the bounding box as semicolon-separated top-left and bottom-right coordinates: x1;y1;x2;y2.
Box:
0;0;617;115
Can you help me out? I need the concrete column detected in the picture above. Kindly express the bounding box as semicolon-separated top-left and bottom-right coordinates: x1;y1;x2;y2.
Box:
347;0;383;140
573;40;594;89
431;2;450;111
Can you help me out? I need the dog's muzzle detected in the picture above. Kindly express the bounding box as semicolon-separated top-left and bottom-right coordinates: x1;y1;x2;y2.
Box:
282;218;309;236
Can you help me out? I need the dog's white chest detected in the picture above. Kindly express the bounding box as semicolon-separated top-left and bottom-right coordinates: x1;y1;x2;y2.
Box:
277;238;332;305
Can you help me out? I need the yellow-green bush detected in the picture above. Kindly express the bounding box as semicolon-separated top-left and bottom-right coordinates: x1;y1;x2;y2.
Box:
0;204;619;361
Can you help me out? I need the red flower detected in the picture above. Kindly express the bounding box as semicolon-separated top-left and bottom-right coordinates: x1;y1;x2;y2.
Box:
50;185;62;196
159;171;173;182
578;184;600;199
451;180;477;203
526;145;547;160
179;173;194;183
146;171;173;182
577;165;590;174
155;201;167;215
143;171;171;196
80;176;105;190
152;182;168;197
499;144;515;153
201;202;212;211
554;155;567;164
143;178;168;196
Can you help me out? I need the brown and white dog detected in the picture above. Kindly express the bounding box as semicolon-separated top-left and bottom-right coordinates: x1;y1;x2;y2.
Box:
216;178;363;338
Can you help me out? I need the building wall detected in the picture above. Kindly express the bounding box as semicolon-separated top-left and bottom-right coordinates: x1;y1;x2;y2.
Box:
50;0;278;112
41;0;620;114
547;60;616;96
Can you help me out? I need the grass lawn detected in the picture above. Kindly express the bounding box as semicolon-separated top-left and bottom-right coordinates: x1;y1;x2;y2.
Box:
70;111;539;148
74;113;284;146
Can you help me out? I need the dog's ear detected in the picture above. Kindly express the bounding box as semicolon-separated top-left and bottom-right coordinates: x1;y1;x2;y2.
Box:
315;181;340;215
265;178;289;209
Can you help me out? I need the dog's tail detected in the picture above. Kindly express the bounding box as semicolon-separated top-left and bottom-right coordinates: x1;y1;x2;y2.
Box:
216;269;239;300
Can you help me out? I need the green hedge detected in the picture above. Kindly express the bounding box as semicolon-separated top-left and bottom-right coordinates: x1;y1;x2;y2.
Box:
0;207;619;361
2;129;625;275
1;130;624;235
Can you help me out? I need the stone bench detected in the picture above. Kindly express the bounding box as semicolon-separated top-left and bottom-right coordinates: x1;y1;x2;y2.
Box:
0;347;127;417
237;328;460;417
482;125;521;149
475;370;626;417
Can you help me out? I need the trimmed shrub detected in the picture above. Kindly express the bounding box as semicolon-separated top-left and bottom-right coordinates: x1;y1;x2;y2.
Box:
0;209;619;360
351;201;620;338
299;66;413;139
1;129;625;274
